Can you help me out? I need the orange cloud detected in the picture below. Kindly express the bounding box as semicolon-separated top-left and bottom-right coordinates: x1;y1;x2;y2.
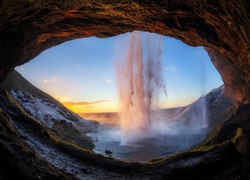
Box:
62;99;112;113
63;99;109;105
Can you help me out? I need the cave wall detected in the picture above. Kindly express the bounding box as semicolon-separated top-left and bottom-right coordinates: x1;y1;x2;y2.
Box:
0;0;249;103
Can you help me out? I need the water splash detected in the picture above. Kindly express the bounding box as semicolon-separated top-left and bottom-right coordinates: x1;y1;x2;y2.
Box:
116;31;167;145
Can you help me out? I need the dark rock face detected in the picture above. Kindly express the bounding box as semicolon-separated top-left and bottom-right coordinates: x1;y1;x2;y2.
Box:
0;0;249;103
0;1;250;179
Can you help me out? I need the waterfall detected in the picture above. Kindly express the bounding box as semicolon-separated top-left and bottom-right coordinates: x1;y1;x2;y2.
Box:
115;31;167;145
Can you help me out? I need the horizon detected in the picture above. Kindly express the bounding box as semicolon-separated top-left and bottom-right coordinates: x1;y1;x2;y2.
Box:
15;31;223;113
77;105;188;114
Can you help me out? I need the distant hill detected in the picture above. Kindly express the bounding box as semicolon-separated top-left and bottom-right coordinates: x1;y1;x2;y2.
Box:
0;70;99;149
173;85;234;131
81;85;233;132
79;106;187;125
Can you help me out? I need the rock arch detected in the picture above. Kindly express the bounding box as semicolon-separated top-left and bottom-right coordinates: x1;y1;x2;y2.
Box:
0;1;250;179
0;0;249;103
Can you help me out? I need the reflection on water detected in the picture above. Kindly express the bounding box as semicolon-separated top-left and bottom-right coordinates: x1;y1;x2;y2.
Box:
87;123;207;162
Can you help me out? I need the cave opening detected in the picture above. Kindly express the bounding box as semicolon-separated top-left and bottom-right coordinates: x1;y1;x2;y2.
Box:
0;1;249;179
0;0;250;179
12;31;226;162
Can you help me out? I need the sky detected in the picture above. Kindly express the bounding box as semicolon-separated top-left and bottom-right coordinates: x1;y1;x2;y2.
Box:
15;31;223;113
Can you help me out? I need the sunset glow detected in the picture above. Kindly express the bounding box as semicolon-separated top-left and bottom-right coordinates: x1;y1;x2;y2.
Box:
61;99;118;113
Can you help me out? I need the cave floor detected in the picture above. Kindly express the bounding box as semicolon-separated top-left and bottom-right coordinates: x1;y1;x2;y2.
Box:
0;91;250;179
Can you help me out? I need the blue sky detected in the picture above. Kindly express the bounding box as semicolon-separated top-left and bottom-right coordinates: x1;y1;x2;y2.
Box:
15;31;223;112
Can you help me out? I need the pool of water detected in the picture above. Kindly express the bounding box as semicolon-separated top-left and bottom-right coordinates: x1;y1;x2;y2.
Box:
87;124;207;162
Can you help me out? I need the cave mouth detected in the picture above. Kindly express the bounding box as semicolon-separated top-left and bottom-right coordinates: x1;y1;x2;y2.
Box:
14;31;224;162
0;1;249;179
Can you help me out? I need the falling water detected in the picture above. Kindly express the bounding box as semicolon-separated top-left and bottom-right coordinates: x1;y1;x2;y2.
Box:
201;95;207;127
116;31;167;145
198;55;207;127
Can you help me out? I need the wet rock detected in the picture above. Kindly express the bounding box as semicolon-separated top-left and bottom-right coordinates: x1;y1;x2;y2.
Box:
105;150;113;156
235;135;249;155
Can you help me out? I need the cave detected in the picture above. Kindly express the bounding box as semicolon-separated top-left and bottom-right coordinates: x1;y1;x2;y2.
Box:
0;1;249;179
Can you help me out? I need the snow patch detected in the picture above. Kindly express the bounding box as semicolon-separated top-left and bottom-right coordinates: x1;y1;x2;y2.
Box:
10;90;94;132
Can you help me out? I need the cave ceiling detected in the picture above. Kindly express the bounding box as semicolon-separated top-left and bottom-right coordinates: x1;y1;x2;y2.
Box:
0;0;249;103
